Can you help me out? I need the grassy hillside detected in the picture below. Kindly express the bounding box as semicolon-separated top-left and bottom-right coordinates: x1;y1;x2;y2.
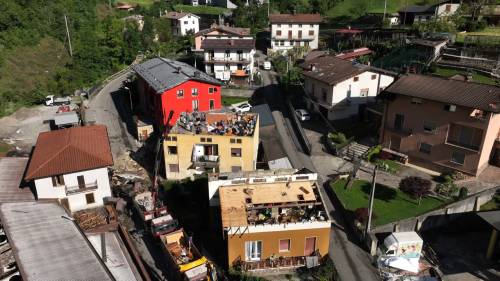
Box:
0;37;70;116
326;0;437;18
173;4;230;15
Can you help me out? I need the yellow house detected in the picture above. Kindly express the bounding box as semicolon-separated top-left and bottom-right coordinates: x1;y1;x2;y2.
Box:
218;171;331;271
164;112;259;179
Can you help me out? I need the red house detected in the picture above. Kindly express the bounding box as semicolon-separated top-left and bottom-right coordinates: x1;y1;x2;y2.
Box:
133;58;221;128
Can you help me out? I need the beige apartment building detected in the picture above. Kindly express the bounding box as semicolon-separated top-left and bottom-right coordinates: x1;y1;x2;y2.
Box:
164;111;259;179
380;74;500;176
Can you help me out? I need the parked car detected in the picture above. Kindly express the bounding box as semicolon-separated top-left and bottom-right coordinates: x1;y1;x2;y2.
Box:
233;103;252;113
45;95;71;106
295;109;311;121
262;61;272;70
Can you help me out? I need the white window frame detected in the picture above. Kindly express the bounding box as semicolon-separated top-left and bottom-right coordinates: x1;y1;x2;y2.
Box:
245;241;262;261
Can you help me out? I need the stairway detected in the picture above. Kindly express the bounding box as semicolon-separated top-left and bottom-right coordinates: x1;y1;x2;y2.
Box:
342;141;371;160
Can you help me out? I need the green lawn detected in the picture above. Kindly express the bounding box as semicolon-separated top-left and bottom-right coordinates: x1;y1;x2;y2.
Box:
173;4;230;15
432;66;499;86
326;0;428;18
480;195;500;211
331;179;446;226
374;159;402;174
456;27;500;43
122;0;157;7
221;96;248;106
0;141;12;157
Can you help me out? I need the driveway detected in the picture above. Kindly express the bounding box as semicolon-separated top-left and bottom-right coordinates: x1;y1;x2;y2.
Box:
258;61;380;281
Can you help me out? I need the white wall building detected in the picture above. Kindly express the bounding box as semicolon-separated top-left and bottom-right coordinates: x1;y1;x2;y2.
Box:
165;12;200;36
302;55;395;120
202;38;256;82
24;125;114;212
269;13;322;53
399;0;460;24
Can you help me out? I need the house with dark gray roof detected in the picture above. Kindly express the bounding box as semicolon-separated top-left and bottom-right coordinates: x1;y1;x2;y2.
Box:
301;55;396;120
133;58;222;127
399;0;460;25
163;11;200;36
379;74;500;176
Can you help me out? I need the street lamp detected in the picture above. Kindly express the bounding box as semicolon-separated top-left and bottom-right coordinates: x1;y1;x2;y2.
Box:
124;86;133;112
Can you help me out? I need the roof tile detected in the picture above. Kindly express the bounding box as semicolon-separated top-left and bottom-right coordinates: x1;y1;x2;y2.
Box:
269;13;322;23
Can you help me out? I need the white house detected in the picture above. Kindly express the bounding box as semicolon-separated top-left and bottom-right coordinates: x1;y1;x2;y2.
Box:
269;13;322;53
164;11;200;36
301;55;395;120
202;38;256;83
399;0;460;25
24;125;114;212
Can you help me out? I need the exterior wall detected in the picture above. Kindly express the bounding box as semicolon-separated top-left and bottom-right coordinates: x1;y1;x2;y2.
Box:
478;113;500;172
195;31;253;50
226;227;330;267
270;23;319;52
164;118;259;179
204;48;255;81
436;3;460;16
304;71;394;120
380;95;493;175
172;15;199;36
208;172;318;206
34;167;112;212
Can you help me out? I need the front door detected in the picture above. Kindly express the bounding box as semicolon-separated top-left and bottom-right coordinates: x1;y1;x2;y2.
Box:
245;241;262;261
305;237;316;256
394;114;404;131
77;175;85;189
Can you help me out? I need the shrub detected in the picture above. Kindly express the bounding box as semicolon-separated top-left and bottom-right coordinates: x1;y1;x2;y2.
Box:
366;145;382;162
354;207;377;224
435;176;458;197
328;132;347;144
458;187;468;199
399;176;432;204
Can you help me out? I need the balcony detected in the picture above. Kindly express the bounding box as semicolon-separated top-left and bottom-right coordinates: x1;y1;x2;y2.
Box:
272;35;314;41
205;56;250;64
445;139;481;152
239;254;319;271
192;155;219;169
65;181;98;195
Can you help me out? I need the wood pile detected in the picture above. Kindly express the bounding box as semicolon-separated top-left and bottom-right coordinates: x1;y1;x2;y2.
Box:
74;209;107;231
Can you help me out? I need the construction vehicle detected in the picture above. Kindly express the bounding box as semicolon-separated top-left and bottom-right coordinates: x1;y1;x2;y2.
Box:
160;228;217;281
133;111;179;236
45;95;71;106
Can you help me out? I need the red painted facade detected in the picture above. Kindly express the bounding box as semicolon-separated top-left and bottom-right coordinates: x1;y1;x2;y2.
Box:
141;78;221;128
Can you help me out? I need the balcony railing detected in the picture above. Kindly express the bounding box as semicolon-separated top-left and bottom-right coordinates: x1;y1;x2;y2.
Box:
65;181;98;195
205;57;250;64
192;155;219;168
445;139;481;151
272;35;314;41
240;254;318;271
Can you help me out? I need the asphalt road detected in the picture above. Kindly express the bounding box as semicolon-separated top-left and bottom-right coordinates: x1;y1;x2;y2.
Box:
258;66;380;281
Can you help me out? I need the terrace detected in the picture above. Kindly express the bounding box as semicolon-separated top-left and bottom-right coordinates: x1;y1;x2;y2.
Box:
170;112;257;137
219;180;329;230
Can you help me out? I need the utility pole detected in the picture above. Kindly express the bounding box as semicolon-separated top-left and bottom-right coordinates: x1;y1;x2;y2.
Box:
364;167;377;239
64;15;73;57
382;0;387;23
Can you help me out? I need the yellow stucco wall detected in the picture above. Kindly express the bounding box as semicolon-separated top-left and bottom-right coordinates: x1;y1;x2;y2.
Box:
163;117;259;179
226;227;331;267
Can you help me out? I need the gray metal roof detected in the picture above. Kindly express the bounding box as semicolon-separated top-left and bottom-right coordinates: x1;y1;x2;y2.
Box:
250;104;275;127
132;57;220;94
478;210;500;231
54;111;79;126
0;202;114;281
0;158;35;202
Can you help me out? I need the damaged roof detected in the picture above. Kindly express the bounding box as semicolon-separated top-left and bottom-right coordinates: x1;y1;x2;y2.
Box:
133;57;220;94
25;125;114;180
0;202;114;281
269;13;322;23
384;74;500;112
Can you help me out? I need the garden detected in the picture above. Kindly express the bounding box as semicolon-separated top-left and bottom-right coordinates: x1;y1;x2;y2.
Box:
331;178;446;227
365;145;402;174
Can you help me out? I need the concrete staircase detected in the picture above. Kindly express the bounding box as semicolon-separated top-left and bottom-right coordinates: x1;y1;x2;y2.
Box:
342;141;371;160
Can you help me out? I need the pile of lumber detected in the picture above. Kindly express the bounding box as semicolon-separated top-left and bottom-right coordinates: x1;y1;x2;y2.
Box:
74;209;107;230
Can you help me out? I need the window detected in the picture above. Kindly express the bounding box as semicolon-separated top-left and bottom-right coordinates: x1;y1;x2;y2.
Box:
192;88;198;96
448;124;483;150
167;146;177;155
277;24;281;27
276;30;282;36
245;241;262;261
394;114;404;130
299;24;302;27
288;24;292;27
77;175;85;189
231;148;242;157
360;88;369;97
353;76;359;82
85;193;95;204
209;87;217;94
419;142;432;154
444;104;456;112
192;99;199;111
279;40;284;46
184;21;188;24
206;138;212;142
166;136;177;141
279;239;291;252
169;164;180;172
310;24;314;28
209;99;215;110
445;4;451;12
423;121;437;133
51;175;65;186
231;166;242;172
411;97;422;105
230;138;236;144
371;74;377;80
237;139;242;144
177;90;184;98
451;151;465;165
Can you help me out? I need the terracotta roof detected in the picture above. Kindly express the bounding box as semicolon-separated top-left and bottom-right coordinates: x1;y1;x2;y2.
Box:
269;13;322;24
201;38;255;50
195;24;250;37
385;74;500;112
25;125;114;180
301;55;368;85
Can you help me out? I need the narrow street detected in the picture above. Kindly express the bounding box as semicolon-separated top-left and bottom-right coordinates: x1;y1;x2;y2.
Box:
258;66;380;281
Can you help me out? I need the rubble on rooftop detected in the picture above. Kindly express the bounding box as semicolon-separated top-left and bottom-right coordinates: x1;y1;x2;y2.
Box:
171;111;257;136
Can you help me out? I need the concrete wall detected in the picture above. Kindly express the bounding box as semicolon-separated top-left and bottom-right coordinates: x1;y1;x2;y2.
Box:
34;167;112;212
226;227;330;267
270;23;319;51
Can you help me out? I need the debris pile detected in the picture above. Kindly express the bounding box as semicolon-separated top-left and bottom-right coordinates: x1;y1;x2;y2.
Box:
173;112;257;136
73;208;108;230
